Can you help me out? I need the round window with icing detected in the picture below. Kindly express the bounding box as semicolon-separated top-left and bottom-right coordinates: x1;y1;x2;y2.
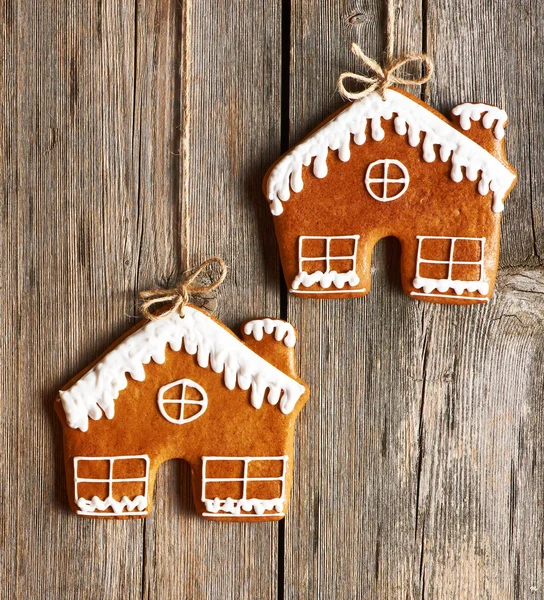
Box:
364;159;410;201
157;379;208;424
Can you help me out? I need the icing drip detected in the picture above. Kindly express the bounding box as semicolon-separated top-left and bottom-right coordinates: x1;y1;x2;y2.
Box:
204;497;284;516
266;90;516;215
291;270;360;290
60;307;306;431
413;276;489;296
451;103;508;140
243;319;297;348
77;495;148;515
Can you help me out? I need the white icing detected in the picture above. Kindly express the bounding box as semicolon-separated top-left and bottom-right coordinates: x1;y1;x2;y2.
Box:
364;158;409;201
157;378;208;424
77;495;148;515
451;103;508;140
410;291;488;302
266;90;516;214
295;234;360;290
201;456;287;517
413;276;489;296
292;269;360;290
60;307;306;431
413;235;489;297
204;497;284;516
243;319;297;348
290;288;366;295
74;455;150;516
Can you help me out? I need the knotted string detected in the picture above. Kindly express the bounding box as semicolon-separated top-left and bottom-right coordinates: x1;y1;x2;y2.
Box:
338;43;433;101
338;0;433;101
140;257;227;320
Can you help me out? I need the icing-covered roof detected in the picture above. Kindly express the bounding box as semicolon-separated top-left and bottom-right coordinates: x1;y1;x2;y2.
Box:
59;307;306;432
266;89;516;216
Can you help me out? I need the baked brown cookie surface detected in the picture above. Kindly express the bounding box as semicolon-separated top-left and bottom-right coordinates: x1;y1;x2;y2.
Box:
56;307;309;521
264;88;517;304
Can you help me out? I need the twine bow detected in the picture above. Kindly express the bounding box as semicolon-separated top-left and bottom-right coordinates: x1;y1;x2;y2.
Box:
140;257;227;320
337;42;433;101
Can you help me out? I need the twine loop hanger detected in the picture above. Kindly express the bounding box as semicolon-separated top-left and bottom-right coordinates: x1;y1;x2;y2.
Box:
140;257;227;320
337;1;433;101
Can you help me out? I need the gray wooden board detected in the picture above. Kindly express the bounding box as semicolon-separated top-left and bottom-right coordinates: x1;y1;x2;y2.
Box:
0;0;543;598
286;1;544;599
1;0;281;598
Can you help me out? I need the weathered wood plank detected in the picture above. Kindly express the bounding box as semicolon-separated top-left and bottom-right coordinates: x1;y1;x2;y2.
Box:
2;1;146;598
285;1;544;599
413;271;544;598
0;0;20;596
140;0;283;598
0;0;282;598
418;1;544;597
284;1;426;597
427;0;544;268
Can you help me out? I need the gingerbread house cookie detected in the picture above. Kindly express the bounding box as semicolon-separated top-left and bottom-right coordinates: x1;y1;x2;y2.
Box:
264;88;517;304
55;306;309;521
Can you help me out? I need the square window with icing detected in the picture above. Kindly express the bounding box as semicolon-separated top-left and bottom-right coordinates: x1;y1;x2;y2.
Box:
201;456;288;518
292;235;361;292
73;455;150;517
413;236;489;298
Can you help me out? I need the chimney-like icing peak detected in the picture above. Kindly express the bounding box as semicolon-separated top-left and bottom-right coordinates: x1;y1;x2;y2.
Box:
450;102;509;158
241;319;298;378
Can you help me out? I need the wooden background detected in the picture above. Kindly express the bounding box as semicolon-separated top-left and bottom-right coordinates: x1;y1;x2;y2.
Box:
1;0;543;598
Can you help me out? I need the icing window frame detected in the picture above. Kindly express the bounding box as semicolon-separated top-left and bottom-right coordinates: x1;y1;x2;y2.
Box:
413;235;489;296
292;235;361;290
201;455;288;517
157;378;208;425
364;158;410;201
74;454;150;516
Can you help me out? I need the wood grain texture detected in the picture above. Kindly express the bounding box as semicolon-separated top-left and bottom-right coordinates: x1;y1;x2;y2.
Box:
1;0;543;599
0;0;281;598
419;2;544;597
139;0;283;598
285;1;428;597
285;1;544;599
